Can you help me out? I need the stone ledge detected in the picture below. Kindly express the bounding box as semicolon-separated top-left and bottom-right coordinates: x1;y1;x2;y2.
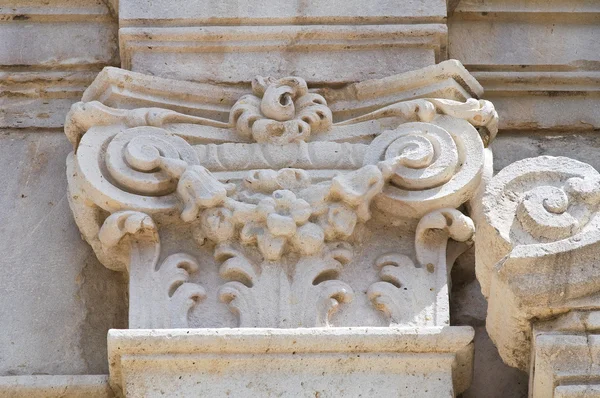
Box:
0;375;113;398
108;327;475;397
118;0;447;27
119;24;447;84
472;71;600;131
0;70;99;128
81;59;481;124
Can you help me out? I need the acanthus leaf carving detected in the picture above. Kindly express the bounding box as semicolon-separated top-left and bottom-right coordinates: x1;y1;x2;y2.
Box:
368;253;434;326
98;211;206;329
216;242;353;328
368;208;474;327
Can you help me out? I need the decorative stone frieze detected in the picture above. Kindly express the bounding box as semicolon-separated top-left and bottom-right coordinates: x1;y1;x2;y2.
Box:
475;155;600;394
64;62;497;396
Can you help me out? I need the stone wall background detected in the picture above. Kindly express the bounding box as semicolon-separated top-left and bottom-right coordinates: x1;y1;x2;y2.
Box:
1;1;599;397
0;0;126;377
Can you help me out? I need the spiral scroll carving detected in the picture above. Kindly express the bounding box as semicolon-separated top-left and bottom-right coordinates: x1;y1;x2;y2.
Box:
73;125;205;216
477;156;600;300
377;123;459;191
105;127;199;196
477;157;600;372
516;185;580;241
484;157;600;247
364;119;484;218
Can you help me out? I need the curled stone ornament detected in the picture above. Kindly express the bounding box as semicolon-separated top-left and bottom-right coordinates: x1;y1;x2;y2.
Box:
230;76;332;144
364;119;484;218
65;68;495;341
105;127;199;196
476;156;600;370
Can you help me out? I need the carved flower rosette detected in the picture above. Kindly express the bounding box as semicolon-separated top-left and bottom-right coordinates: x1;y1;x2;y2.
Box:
66;73;496;330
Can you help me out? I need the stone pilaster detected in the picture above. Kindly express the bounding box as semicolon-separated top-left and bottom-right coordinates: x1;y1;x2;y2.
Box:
64;61;497;396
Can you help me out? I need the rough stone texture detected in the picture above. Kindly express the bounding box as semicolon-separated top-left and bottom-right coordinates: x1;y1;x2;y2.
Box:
531;311;600;398
60;64;499;395
473;153;600;398
117;0;447;84
0;375;113;398
448;0;600;132
0;131;127;376
492;132;600;174
118;0;447;24
108;327;474;397
119;25;445;84
0;0;119;128
0;0;599;396
450;268;529;398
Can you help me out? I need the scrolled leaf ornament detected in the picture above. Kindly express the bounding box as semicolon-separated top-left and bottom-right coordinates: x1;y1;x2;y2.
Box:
105;127;199;196
364;119;485;218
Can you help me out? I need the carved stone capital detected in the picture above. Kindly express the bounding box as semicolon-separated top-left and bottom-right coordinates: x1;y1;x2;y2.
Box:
64;63;495;395
475;156;600;372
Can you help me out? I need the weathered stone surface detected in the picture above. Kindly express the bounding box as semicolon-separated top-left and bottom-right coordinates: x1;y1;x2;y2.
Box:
108;327;474;397
0;0;119;129
475;155;600;373
450;278;529;398
531;311;600;398
492;132;600;174
449;0;600;68
0;71;99;129
117;0;447;83
78;60;484;125
119;0;447;25
0;375;113;398
119;25;446;84
0;131;127;376
2;0;599;395
448;0;600;132
61;63;497;395
472;72;600;131
0;1;118;67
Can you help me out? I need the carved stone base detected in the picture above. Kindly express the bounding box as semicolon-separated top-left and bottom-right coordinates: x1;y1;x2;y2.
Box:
531;311;600;398
108;327;474;398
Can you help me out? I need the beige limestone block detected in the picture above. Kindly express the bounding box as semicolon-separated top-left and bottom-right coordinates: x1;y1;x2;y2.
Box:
0;132;126;376
0;71;98;129
0;0;119;128
108;327;474;397
119;25;446;84
0;1;118;67
448;0;600;132
0;375;113;398
530;311;600;398
119;0;447;25
475;155;600;371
